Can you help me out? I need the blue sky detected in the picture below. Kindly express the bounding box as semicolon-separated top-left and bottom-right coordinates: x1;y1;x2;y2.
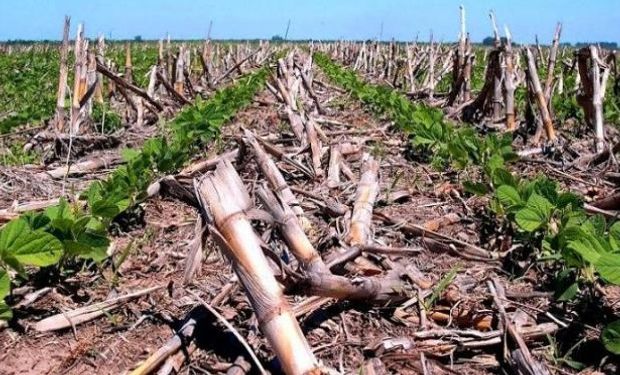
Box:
0;0;618;43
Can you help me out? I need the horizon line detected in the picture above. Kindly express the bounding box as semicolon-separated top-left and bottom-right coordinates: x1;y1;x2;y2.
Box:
1;37;618;47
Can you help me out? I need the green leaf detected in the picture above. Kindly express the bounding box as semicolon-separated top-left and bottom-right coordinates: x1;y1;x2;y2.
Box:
64;231;109;262
71;216;91;237
560;209;588;230
496;185;523;210
45;199;74;221
0;268;9;300
596;253;620;285
0;219;63;267
567;233;607;265
492;168;517;188
121;148;140;162
567;240;598;264
0;266;11;321
22;212;51;230
528;192;555;217
515;208;545;232
556;282;579;301
515;193;554;232
463;181;488;196
556;192;582;210
425;265;459;309
554;268;579;300
12;233;64;267
412;135;434;146
91;200;121;219
609;222;620;251
485;154;505;173
82;246;107;263
602;320;620;354
533;177;558;203
0;219;28;258
584;215;606;237
0;300;11;320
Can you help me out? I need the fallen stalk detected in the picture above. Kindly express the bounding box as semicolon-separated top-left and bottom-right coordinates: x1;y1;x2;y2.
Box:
346;154;379;246
195;161;321;375
96;61;163;111
34;285;163;332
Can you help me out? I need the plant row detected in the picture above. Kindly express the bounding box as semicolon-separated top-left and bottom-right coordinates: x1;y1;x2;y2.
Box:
0;66;270;320
314;52;620;355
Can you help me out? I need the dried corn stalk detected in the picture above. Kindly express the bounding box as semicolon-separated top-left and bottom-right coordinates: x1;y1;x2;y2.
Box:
54;16;70;132
125;43;133;84
346;154;379;246
182;216;205;285
543;23;563;101
174;44;186;95
70;23;88;135
85;50;97;115
258;187;328;273
577;46;612;152
504;27;517;131
244;130;310;229
94;35;105;105
258;187;406;304
195;161;320;375
326;145;342;188
303;115;323;177
524;47;557;144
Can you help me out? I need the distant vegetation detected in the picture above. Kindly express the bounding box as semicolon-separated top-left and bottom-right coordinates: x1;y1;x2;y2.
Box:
573;41;618;49
481;36;511;46
481;36;617;49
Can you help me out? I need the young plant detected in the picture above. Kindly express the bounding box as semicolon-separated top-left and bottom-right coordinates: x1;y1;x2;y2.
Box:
316;53;620;356
0;66;271;320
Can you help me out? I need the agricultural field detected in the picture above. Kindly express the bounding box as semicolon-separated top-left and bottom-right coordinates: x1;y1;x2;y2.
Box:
1;7;620;375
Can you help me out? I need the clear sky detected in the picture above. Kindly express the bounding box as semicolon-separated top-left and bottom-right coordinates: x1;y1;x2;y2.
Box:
0;0;618;44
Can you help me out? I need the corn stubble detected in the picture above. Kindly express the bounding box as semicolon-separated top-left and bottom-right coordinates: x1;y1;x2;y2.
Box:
194;161;322;375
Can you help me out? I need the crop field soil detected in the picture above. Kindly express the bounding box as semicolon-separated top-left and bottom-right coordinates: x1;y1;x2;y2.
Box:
1;9;620;375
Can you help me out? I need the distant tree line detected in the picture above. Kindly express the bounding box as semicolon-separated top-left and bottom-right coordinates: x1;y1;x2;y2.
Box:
572;42;617;49
481;36;617;49
481;36;515;46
